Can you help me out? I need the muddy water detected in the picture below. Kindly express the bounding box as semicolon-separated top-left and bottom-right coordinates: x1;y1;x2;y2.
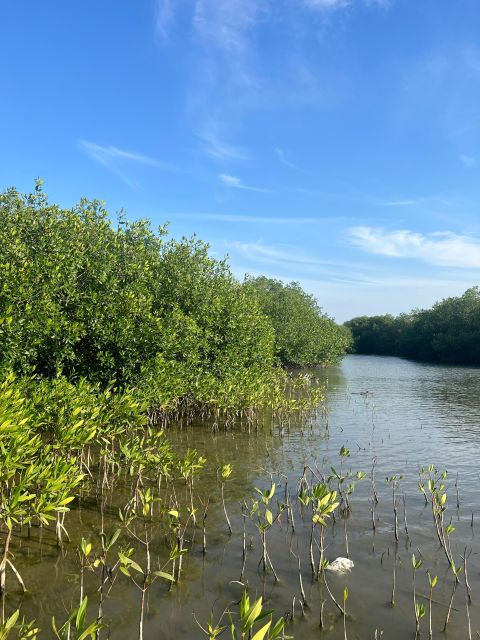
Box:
8;355;480;638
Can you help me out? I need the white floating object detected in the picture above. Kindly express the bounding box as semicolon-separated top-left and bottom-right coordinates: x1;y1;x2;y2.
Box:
326;557;354;574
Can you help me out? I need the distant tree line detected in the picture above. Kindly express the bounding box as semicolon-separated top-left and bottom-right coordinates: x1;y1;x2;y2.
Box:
345;287;480;365
0;183;349;409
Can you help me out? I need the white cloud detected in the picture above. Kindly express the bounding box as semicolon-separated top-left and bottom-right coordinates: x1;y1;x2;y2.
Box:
348;226;480;268
163;0;379;159
219;174;242;187
80;141;166;168
381;199;418;206
219;173;271;193
229;240;369;276
231;241;329;265
374;193;459;210
196;128;248;160
79;140;172;186
153;0;392;171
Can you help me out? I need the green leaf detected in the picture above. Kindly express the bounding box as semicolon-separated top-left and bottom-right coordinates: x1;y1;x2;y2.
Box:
251;620;272;640
75;596;88;631
153;570;175;582
242;597;263;633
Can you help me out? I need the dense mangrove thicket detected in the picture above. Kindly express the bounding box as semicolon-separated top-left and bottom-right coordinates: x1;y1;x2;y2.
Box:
0;184;349;415
0;184;274;403
0;182;327;637
345;286;480;364
0;185;333;637
244;276;351;366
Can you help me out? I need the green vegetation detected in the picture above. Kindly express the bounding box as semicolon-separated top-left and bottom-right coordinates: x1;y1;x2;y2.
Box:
345;286;480;364
0;360;475;638
0;183;273;395
0;183;354;638
0;371;300;637
0;183;348;419
244;276;351;366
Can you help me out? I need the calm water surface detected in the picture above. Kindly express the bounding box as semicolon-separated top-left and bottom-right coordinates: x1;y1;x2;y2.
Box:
10;355;480;638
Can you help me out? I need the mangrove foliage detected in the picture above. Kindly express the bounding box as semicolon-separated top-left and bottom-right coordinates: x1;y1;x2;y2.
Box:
244;276;351;367
0;183;348;419
345;286;480;365
0;183;352;638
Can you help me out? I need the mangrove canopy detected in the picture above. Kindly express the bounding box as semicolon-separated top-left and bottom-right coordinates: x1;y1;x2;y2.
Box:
0;184;349;414
345;287;480;365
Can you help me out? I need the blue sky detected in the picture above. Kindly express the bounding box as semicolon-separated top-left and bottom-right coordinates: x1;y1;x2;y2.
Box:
1;0;480;321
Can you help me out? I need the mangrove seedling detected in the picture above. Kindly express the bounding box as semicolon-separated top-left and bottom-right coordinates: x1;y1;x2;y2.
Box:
386;475;402;543
119;489;176;640
195;590;290;640
343;587;349;640
95;528;121;631
220;463;233;535
311;484;339;578
179;448;206;527
236;591;290;640
444;563;462;631
427;572;437;639
252;483;280;580
0;610;38;640
414;603;425;640
118;546;175;640
412;554;423;637
52;597;104;640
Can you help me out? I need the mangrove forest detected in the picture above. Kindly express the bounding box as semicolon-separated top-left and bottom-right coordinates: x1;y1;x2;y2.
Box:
1;185;480;640
345;286;480;365
0;184;357;639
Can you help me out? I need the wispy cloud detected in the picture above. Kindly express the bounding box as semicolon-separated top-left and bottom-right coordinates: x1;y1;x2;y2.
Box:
230;265;477;322
401;45;480;147
304;0;391;11
79;140;172;186
219;173;271;193
193;0;261;54
155;0;394;166
460;154;477;167
304;0;351;10
172;212;349;224
157;0;392;164
274;146;296;169
196;128;248;160
230;240;338;267
373;194;458;209
80;141;167;168
229;241;373;285
155;0;174;40
380;199;418;206
348;226;480;268
187;1;263;160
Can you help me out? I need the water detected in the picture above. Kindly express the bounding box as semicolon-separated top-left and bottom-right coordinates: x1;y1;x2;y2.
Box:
7;355;480;638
